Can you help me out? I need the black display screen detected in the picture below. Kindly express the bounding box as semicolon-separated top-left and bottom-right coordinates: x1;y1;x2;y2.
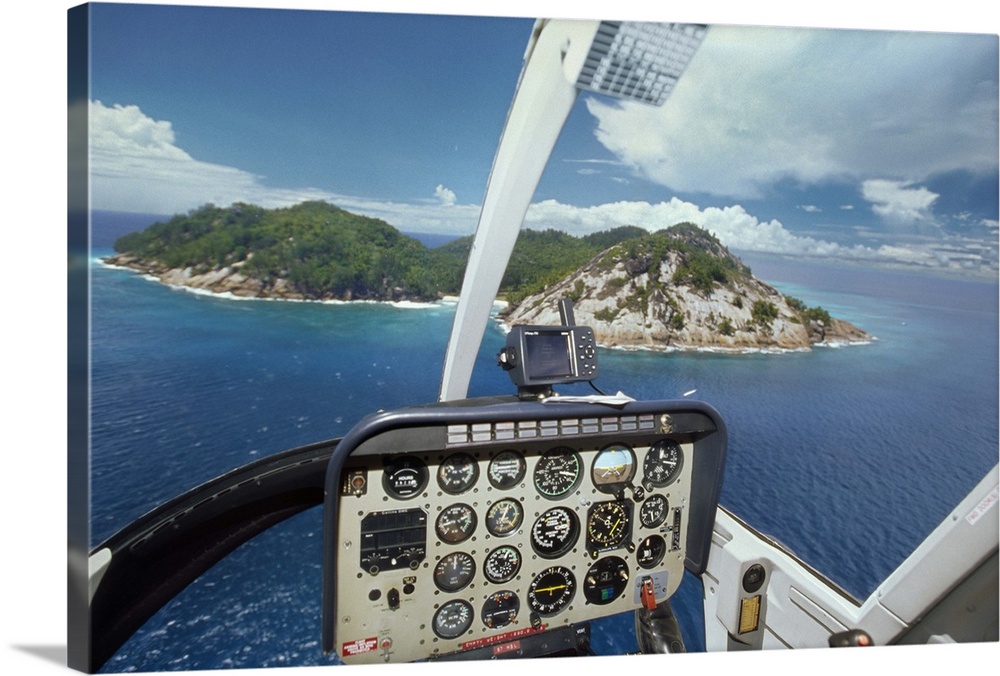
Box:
524;331;573;379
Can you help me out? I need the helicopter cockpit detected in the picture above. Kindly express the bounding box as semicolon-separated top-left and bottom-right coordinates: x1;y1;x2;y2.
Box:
319;301;727;663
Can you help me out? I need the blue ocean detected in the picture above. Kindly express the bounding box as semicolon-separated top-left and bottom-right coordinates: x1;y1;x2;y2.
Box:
88;238;998;671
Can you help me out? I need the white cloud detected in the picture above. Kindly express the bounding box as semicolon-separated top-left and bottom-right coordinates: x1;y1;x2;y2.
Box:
434;184;457;206
584;26;998;200
861;179;939;225
89;100;332;213
87;100;994;275
525;197;997;275
88;100;480;234
525;197;877;259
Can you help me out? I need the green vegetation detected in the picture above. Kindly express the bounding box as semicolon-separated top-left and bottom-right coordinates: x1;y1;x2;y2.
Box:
751;300;779;327
115;201;446;300
112;201;834;330
112;202;647;302
785;294;831;326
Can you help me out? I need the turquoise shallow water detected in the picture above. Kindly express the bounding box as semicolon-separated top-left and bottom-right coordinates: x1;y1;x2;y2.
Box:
89;250;998;670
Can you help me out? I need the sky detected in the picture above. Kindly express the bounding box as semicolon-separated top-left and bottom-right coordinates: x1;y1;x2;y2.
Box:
78;2;999;278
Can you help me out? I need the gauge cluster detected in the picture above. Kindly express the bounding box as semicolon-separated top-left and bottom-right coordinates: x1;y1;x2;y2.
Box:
323;399;725;665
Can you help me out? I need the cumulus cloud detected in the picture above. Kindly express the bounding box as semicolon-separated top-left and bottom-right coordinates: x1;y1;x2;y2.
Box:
524;197;996;275
525;197;876;259
861;179;939;225
434;184;457;206
87;100;994;275
584;26;999;200
89;100;332;213
88;100;480;234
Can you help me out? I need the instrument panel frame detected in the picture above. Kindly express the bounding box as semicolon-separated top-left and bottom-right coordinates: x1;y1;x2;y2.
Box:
322;395;726;664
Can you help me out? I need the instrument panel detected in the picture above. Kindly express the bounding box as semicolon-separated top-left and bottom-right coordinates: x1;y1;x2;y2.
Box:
323;398;725;664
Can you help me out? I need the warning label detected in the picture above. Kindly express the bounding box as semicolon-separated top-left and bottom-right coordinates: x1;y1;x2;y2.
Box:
966;486;999;526
342;637;378;657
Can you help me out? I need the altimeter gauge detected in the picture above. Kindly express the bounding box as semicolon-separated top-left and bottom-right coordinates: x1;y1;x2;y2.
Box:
533;447;582;499
643;440;683;488
530;506;580;558
591;443;636;491
432;600;474;639
527;566;576;616
437;452;479;494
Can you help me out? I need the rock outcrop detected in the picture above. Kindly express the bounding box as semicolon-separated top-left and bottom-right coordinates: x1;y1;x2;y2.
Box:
501;227;871;352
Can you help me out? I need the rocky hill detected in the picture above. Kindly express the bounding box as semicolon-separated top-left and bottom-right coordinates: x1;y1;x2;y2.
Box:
501;224;871;351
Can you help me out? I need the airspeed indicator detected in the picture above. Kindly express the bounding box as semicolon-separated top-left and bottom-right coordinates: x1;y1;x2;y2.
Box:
533;447;582;499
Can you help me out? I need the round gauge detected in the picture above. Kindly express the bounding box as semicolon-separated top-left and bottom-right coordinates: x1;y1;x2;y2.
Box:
639;494;669;529
432;599;474;639
485;498;523;537
586;501;631;550
636;534;667;569
487;450;526;490
382;455;428;499
591;443;636;491
483;545;521;584
533;447;583;499
530;506;580;559
438;452;479;494
527;566;576;616
583;556;629;605
433;551;476;592
435;503;477;544
643;440;684;488
481;590;519;629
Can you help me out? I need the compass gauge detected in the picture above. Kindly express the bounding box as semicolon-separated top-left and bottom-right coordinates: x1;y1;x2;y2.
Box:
586;500;631;551
527;566;575;616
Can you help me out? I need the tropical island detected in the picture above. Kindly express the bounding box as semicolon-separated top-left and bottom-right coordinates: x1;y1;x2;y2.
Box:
105;200;871;351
